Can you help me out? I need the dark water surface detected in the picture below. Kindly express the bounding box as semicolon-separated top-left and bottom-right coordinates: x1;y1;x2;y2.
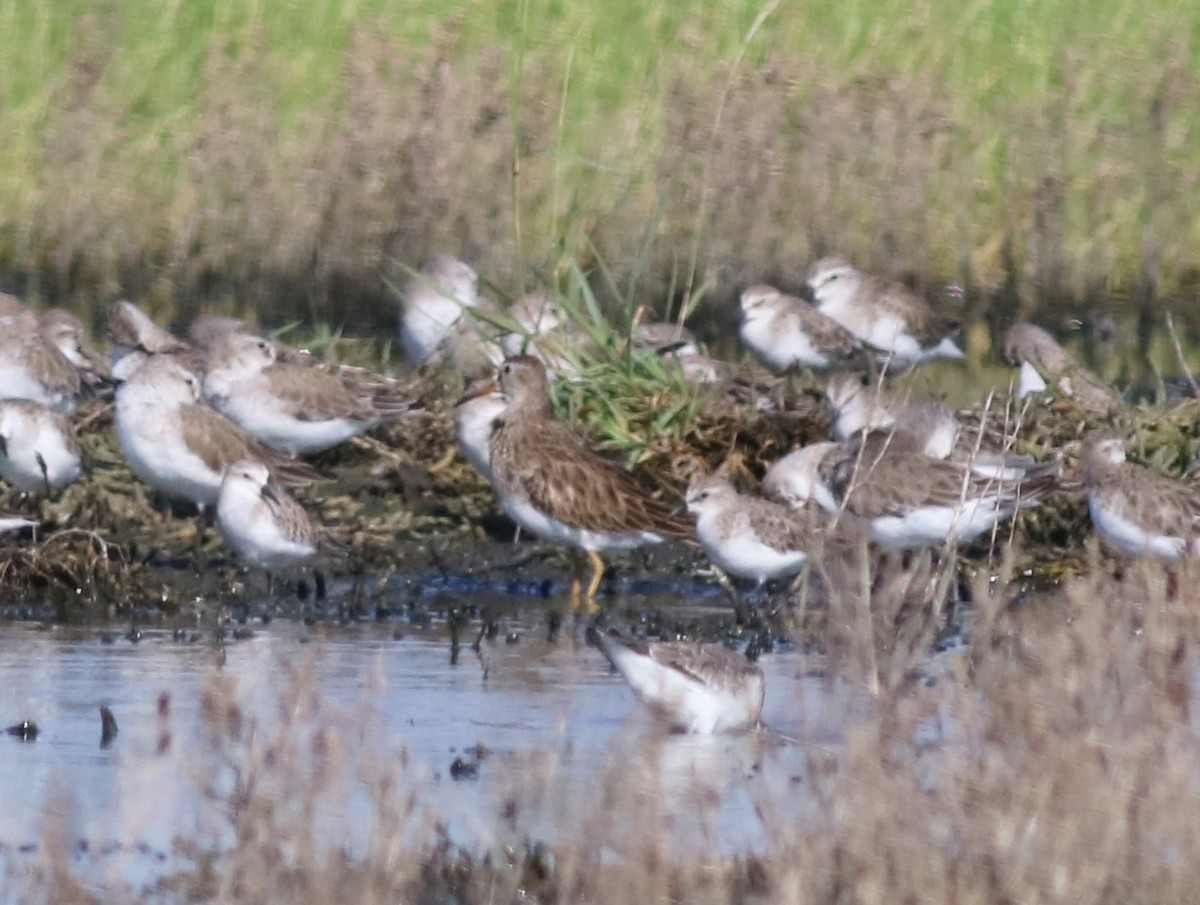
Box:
0;597;947;896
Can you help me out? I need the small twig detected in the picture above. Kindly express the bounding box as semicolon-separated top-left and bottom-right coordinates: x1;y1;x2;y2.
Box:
1165;312;1200;399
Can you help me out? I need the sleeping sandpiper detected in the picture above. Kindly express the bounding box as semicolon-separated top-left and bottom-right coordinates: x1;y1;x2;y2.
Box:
0;400;83;495
825;372;958;456
216;460;323;570
683;473;816;585
1003;322;1118;415
739;284;873;373
0;315;82;413
498;289;582;376
764;433;1056;549
825;372;1049;480
115;356;320;510
107;300;204;383
589;627;764;734
39;309;109;389
1080;435;1200;559
804;258;964;370
398;255;495;370
202;332;416;456
482;355;692;606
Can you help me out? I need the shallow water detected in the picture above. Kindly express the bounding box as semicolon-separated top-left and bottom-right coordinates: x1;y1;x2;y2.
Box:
0;595;920;896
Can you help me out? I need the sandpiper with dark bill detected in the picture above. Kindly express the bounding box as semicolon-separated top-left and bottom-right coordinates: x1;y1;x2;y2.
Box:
216;460;324;570
1080;435;1200;559
683;473;816;587
1003;322;1118;415
115;355;320;515
764;432;1057;550
202;332;416;456
0;400;83;495
739;284;874;374
478;354;692;607
589;627;765;734
803;257;964;370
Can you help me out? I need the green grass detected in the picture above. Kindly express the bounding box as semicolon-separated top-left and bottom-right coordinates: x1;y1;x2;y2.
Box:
1;0;1198;323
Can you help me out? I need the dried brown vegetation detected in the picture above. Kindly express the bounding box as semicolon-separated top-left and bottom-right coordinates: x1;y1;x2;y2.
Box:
6;10;1200;341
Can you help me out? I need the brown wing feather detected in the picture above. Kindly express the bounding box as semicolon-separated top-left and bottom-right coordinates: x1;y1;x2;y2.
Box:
180;405;322;485
262;366;379;423
866;277;958;346
262;487;319;547
826;433;1049;518
744;497;819;552
1119;464;1200;538
494;417;691;538
792;302;869;366
647;641;764;691
22;339;80;397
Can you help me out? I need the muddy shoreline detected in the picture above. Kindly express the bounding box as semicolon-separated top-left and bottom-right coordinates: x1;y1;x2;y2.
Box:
0;355;1156;633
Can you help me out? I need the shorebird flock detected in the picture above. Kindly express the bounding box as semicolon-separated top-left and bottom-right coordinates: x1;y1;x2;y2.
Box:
0;255;1190;733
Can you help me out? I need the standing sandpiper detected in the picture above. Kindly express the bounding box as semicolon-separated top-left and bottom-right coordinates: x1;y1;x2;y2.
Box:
683;473;816;586
739;284;873;373
115;356;319;512
0;400;83;495
216;460;324;570
1080;435;1200;559
480;355;691;606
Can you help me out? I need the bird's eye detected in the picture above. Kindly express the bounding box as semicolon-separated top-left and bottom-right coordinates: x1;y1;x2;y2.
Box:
698;491;709;501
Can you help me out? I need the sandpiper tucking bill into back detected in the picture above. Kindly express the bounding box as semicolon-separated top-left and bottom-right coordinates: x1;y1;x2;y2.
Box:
765;433;1057;550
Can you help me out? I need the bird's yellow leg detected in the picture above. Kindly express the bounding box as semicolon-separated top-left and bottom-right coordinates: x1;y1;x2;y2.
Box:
583;550;606;613
427;447;458;474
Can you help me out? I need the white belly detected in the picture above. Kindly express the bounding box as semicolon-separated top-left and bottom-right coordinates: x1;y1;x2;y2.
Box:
1089;496;1186;559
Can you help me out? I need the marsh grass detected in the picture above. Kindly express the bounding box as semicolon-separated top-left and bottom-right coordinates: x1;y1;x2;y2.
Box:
1;0;1199;337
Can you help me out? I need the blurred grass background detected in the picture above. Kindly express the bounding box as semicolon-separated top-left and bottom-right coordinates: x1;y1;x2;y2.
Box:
0;0;1197;342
